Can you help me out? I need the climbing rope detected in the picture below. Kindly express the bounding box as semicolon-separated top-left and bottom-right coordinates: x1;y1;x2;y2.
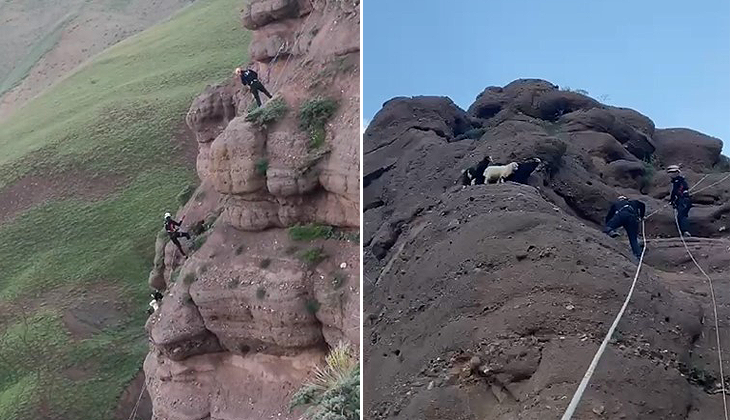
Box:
647;237;730;245
646;172;728;220
270;0;317;92
126;382;147;420
561;219;647;420
674;211;729;420
266;41;288;83
691;173;710;191
691;172;730;196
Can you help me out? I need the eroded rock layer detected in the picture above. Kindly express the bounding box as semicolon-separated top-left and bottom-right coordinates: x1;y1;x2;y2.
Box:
145;1;360;418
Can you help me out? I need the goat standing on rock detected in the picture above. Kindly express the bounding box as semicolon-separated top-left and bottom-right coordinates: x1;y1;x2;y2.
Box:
458;155;492;186
485;162;519;184
459;157;544;187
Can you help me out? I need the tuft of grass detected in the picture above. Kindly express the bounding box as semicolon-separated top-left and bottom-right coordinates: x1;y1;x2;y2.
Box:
289;341;359;420
259;258;271;269
235;245;245;255
304;298;321;314
308;126;326;149
170;267;182;284
289;224;333;241
190;234;208;252
256;286;266;300
330;230;359;242
189;220;206;235
183;273;196;285
299;97;337;150
245;97;287;127
182;293;194;305
204;211;220;230
640;155;658;191
227;278;240;289
299;247;327;267
255;158;269;176
177;184;196;206
561;86;589;96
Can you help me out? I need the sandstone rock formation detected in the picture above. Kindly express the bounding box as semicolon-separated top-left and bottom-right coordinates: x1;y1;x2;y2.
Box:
145;1;360;419
364;79;730;419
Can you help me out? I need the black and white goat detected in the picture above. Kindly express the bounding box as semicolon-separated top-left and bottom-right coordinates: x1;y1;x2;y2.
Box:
459;156;543;186
458;155;492;186
147;290;164;315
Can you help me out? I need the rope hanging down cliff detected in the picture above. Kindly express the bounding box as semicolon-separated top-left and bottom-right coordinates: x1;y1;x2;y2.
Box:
270;0;317;92
560;219;648;420
674;212;729;420
126;382;147;420
563;173;730;419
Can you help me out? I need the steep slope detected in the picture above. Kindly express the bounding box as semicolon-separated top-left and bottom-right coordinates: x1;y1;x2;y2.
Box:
0;0;195;121
143;0;360;419
364;80;730;419
0;1;248;419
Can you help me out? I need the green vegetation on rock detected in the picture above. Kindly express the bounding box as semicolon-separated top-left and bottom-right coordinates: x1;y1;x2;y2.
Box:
290;341;360;420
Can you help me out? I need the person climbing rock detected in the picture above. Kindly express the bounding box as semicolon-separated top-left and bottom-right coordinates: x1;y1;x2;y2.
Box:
604;195;646;260
147;290;163;315
668;165;693;237
164;212;191;258
235;66;272;107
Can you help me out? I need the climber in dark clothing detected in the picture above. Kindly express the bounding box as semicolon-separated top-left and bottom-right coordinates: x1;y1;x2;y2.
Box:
235;66;272;107
164;212;191;257
604;196;646;260
667;165;692;236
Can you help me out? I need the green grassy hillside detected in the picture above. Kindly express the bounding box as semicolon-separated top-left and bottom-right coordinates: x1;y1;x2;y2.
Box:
0;0;248;418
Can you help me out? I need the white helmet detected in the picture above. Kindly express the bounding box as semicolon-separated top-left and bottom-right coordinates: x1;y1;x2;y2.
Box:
164;212;171;219
667;165;680;174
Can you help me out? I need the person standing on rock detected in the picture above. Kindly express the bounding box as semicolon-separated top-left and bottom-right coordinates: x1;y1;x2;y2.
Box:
235;66;272;108
604;195;646;260
164;212;191;258
667;165;692;237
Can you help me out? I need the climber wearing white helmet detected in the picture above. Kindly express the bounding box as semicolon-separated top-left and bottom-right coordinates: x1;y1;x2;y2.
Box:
667;165;692;237
164;212;191;257
235;65;272;107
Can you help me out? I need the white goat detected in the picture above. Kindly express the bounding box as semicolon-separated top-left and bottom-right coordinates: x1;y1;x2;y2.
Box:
484;162;519;184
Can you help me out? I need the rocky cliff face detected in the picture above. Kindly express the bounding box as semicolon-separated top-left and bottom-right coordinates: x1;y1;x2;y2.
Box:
364;80;730;419
144;1;360;419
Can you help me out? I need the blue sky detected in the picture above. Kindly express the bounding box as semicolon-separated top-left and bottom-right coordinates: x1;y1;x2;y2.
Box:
363;0;730;151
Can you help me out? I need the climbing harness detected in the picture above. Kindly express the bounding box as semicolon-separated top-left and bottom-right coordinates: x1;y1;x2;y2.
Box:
560;219;647;420
674;212;729;420
645;173;714;220
618;203;636;215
